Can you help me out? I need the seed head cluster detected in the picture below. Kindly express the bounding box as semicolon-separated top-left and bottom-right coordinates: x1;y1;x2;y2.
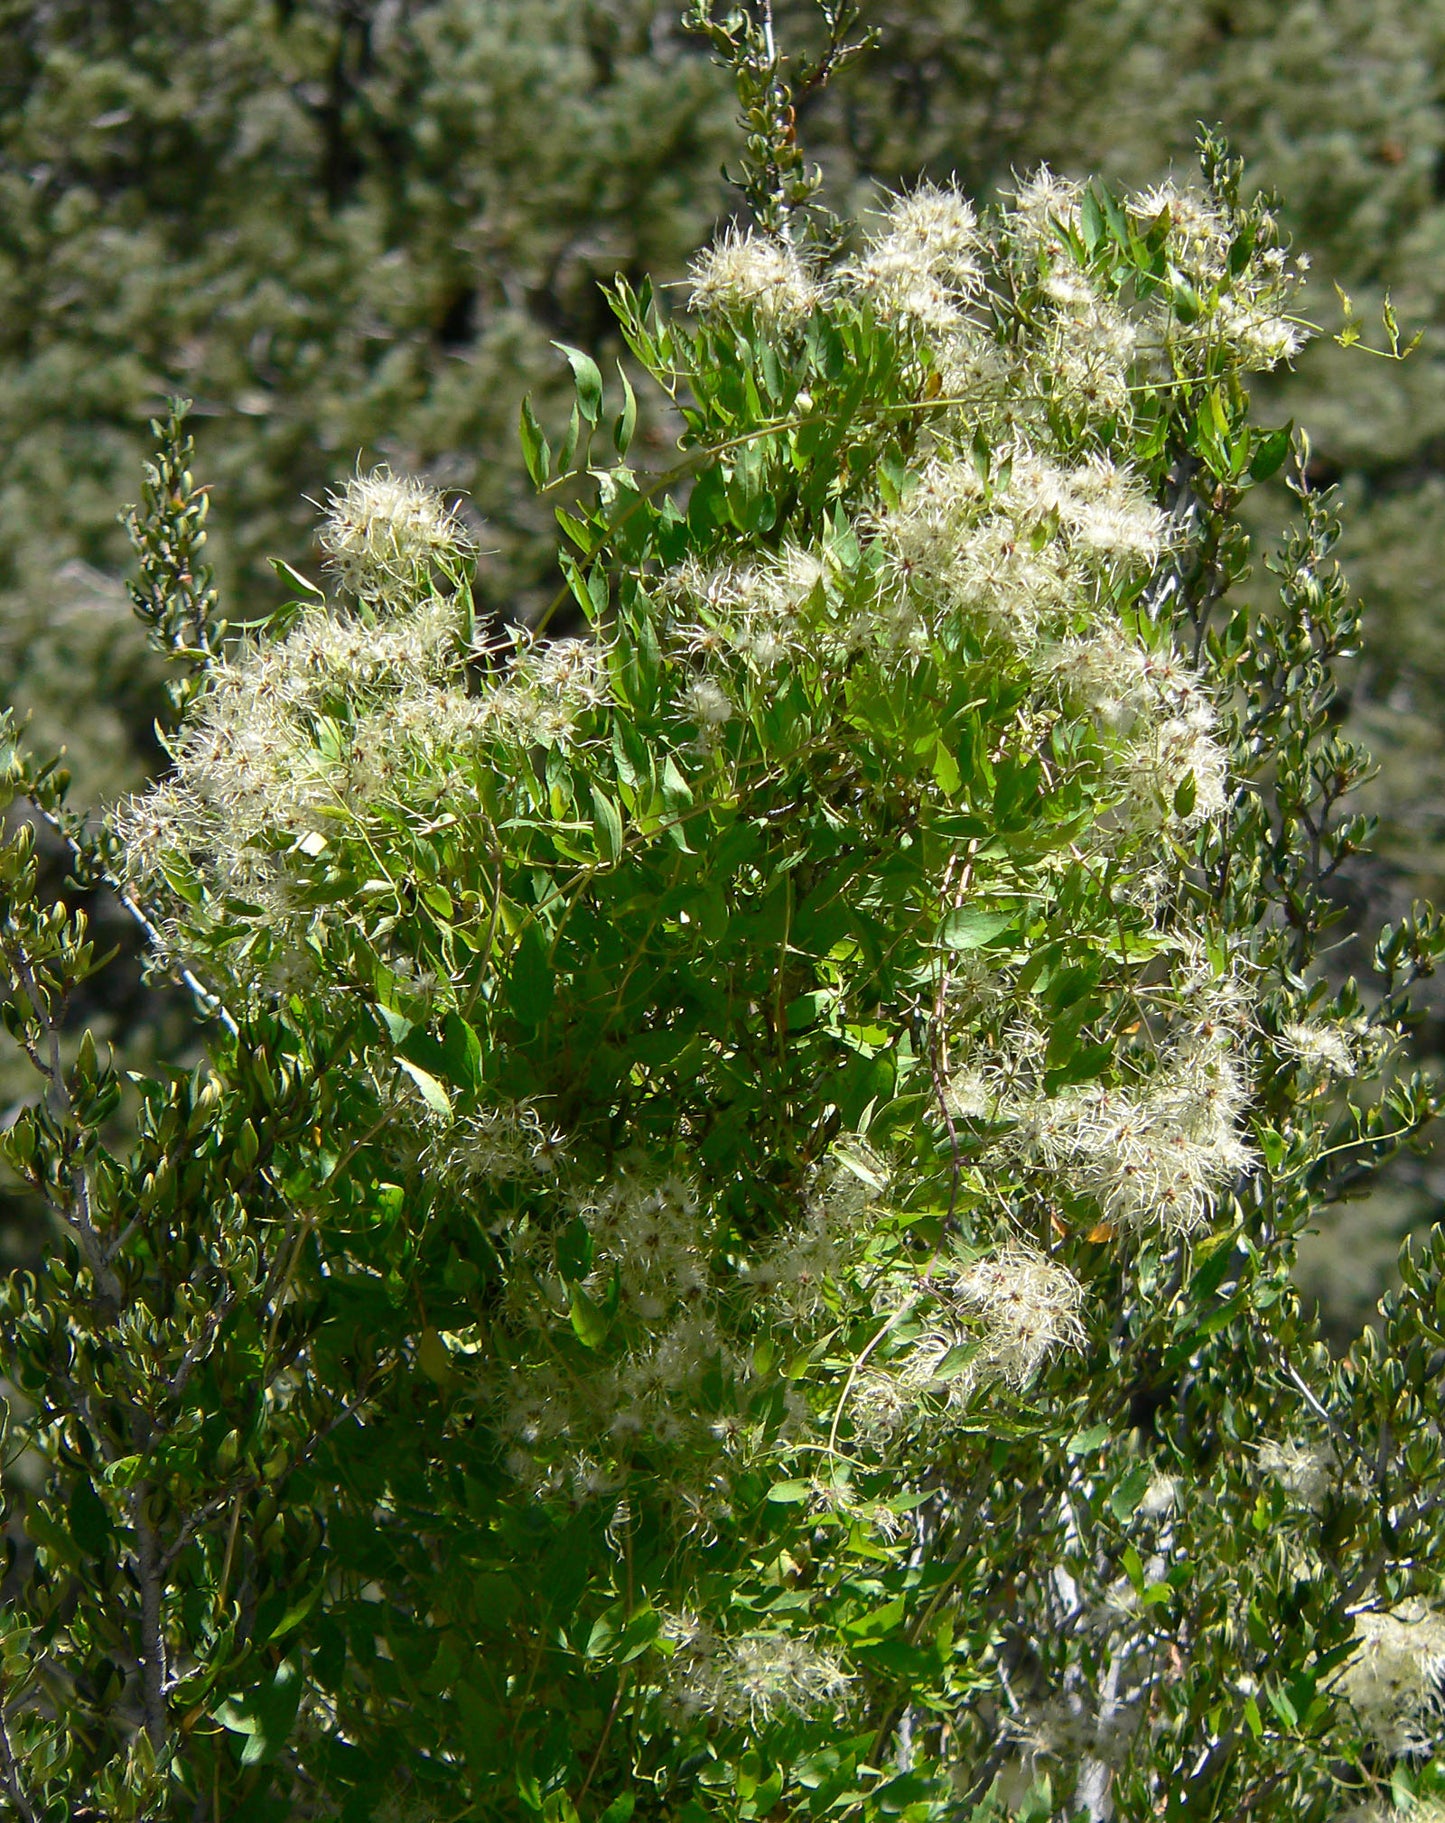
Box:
320;468;472;600
947;1246;1087;1386
689;228;819;328
118;481;611;982
1336;1603;1445;1755
665;1620;853;1726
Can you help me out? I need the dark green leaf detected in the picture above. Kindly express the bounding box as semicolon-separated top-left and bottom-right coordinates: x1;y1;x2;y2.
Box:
519;396;551;488
1249;424;1292;482
940;906;1013;951
509;925;555;1028
552;342;604;426
613;364;638;456
590;784;624;863
68;1478;111;1558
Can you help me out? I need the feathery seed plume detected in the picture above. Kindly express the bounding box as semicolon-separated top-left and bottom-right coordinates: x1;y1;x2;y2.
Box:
320;468;471;600
689;228;818;328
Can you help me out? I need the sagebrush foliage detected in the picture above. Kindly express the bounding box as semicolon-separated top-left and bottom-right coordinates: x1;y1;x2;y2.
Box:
3;36;1445;1823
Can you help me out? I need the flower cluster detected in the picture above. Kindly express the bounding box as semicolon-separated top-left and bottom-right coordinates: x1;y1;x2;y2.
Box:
1277;1019;1356;1079
117;479;616;983
1009;1030;1256;1235
1336;1603;1445;1755
320;468;472;600
1129;181;1310;371
689;227;818;328
850;1246;1085;1443
846;182;983;334
947;1245;1087;1385
581;1172;707;1322
665;1619;852;1726
1049;626;1230;827
442;1102;569;1184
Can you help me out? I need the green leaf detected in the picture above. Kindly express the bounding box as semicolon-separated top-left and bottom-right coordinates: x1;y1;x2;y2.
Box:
765;1480;813;1504
395;1057;452;1120
556;1216;594;1282
374;1002;413;1043
69;1477;112;1558
940;906;1013;951
267;1579;325;1643
519;397;549;486
660;754;693;810
613;363;638;456
1108;1463;1152;1523
509;924;555;1027
599;1797;636;1823
1266;1683;1299;1729
1226;222;1257;277
1249;424;1292;482
584;1605;622;1660
1187;1234;1238;1303
1067;1424;1111;1458
1080;187;1105;255
438;1012;483;1091
555;504;594;554
1098;183;1130;245
927;1342;978;1384
590;783;624;863
556;402;582;477
267;557;325;598
215;1658;303;1767
932;738;961;797
552;342;604;426
1043;1039;1113;1092
844;1596;907;1641
1172;277;1203;324
569;1283;610;1350
417;1326;457;1387
616;1604;662;1663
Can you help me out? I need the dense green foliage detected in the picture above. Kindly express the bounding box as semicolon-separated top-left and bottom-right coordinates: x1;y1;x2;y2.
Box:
4;14;1445;1805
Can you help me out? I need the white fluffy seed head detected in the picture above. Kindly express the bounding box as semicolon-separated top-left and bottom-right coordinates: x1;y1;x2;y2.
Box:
1007;166;1084;257
1258;1438;1335;1513
1277;1020;1356;1079
1009;1029;1256;1236
668;1625;852;1726
477;635;611;748
849;182;983;334
320;468;471;601
687;676;734;727
879;183;980;274
1337;1603;1445;1755
689;229;819;328
945;1245;1085;1386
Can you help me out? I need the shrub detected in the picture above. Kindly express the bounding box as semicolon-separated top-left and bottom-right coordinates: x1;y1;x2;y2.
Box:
0;13;1443;1819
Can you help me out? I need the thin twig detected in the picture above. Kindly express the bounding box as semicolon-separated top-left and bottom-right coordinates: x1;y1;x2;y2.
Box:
0;1679;40;1823
132;1482;169;1750
3;945;124;1308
